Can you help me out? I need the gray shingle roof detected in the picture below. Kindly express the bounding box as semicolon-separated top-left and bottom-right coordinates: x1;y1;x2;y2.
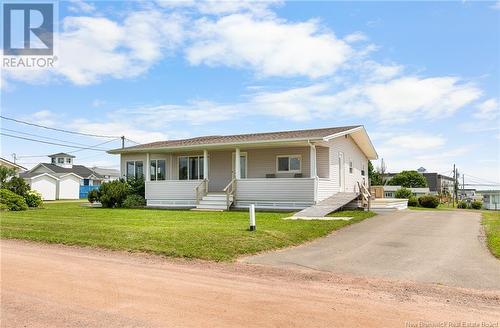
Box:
20;164;103;179
48;153;76;158
110;125;361;153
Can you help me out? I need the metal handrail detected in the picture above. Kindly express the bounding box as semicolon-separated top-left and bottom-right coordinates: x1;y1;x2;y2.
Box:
194;179;208;205
223;178;236;210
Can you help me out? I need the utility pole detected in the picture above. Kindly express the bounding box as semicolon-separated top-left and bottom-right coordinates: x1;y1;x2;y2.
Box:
452;164;456;207
462;174;465;200
121;136;125;149
11;153;17;164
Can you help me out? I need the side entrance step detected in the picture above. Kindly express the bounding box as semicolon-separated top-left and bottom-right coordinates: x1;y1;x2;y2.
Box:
293;192;358;217
193;193;233;211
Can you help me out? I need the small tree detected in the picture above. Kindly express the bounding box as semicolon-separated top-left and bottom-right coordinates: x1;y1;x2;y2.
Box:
395;187;413;199
0;167;16;187
4;176;31;197
387;170;427;188
368;161;383;186
127;177;145;197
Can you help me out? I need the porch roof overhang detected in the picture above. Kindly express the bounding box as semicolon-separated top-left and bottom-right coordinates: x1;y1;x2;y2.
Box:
108;126;378;160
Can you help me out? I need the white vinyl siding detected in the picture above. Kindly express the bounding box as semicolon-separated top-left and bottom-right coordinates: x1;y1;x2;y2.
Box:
236;178;315;202
327;135;368;193
30;176;57;201
145;180;198;200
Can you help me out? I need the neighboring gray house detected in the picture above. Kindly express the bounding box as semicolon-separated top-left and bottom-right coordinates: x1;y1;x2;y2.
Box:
91;167;120;182
109;126;378;210
381;186;430;198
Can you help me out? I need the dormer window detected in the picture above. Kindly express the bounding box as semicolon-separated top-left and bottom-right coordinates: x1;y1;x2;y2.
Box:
66;158;72;164
51;158;56;164
58;158;64;164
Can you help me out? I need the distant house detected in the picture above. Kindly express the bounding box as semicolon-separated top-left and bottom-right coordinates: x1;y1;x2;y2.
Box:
459;188;480;201
0;157;26;173
20;153;112;200
372;185;430;198
91;167;120;182
477;190;500;210
108;125;378;210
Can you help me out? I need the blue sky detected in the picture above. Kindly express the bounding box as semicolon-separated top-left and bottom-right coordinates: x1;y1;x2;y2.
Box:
1;0;499;186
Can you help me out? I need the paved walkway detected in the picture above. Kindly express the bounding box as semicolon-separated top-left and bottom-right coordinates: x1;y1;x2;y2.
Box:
244;210;500;290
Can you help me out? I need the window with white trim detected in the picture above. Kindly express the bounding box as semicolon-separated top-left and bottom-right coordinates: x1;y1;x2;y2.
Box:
361;163;365;176
126;161;144;179
57;158;64;164
150;159;166;181
349;159;353;174
276;155;301;173
179;156;204;180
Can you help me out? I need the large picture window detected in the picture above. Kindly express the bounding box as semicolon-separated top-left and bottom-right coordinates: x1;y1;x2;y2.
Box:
126;161;144;179
150;159;166;181
276;155;301;173
179;156;204;180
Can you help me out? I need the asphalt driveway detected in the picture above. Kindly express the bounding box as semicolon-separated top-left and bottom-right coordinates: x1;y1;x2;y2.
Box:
243;210;500;290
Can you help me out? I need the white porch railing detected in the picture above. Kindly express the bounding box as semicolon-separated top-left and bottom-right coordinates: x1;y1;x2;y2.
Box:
145;180;199;201
235;178;315;202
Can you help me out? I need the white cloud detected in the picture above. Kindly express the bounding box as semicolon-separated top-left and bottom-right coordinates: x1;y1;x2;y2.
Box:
474;98;499;120
344;31;368;43
156;0;281;17
385;134;446;150
67;0;96;14
2;10;185;85
245;76;482;123
490;1;500;10
186;14;353;78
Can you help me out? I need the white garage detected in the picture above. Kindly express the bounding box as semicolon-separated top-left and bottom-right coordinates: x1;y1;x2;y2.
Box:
58;173;81;199
29;173;59;201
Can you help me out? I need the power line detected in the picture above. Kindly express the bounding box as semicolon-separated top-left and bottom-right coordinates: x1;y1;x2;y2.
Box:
1;127;111;149
0;132;117;152
0;115;121;139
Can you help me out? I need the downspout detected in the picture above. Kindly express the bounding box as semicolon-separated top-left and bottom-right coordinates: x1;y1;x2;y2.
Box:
308;140;318;203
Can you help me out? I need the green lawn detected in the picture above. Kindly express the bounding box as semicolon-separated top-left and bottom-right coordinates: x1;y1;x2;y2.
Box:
408;205;454;211
482;211;500;258
0;202;375;261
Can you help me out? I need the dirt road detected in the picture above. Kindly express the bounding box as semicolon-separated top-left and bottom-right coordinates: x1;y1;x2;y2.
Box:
1;240;499;328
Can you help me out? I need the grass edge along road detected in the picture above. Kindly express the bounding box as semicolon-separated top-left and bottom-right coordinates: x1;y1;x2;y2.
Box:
0;202;375;261
482;211;500;258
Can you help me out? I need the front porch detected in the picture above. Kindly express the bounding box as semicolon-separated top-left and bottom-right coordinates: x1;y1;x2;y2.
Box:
142;144;327;210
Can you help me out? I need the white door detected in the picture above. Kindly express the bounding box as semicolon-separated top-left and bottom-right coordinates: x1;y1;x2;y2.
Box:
231;152;247;178
338;152;345;192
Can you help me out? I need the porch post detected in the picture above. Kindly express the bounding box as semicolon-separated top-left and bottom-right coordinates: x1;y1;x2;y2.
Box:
203;149;209;180
310;144;317;178
146;153;150;181
235;147;241;179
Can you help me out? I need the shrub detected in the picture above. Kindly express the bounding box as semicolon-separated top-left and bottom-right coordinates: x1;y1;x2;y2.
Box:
127;177;145;197
0;203;8;211
418;195;440;208
123;194;146;208
4;176;30;197
408;196;419;207
0;189;28;211
24;190;43;208
457;201;468;209
470;200;483;210
98;180;129;208
395;187;413;199
87;189;99;203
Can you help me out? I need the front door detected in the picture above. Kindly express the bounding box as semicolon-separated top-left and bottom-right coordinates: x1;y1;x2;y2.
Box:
338;152;345;192
232;152;247;179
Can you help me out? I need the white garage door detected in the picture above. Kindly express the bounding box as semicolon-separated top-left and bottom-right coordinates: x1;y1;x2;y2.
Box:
58;175;80;199
31;176;57;201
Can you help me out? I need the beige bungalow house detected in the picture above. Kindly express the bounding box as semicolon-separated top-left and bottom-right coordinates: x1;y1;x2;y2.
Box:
108;126;378;210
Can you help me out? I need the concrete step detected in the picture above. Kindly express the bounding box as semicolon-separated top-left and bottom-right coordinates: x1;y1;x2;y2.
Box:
202;195;232;201
199;200;228;206
195;204;228;210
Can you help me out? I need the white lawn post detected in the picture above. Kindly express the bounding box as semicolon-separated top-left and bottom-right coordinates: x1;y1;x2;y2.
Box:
249;204;256;231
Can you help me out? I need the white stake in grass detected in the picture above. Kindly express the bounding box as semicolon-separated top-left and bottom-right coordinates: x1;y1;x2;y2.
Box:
249;204;256;231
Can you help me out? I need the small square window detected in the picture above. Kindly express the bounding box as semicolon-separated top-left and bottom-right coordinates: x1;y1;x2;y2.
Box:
278;157;289;171
277;155;301;173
